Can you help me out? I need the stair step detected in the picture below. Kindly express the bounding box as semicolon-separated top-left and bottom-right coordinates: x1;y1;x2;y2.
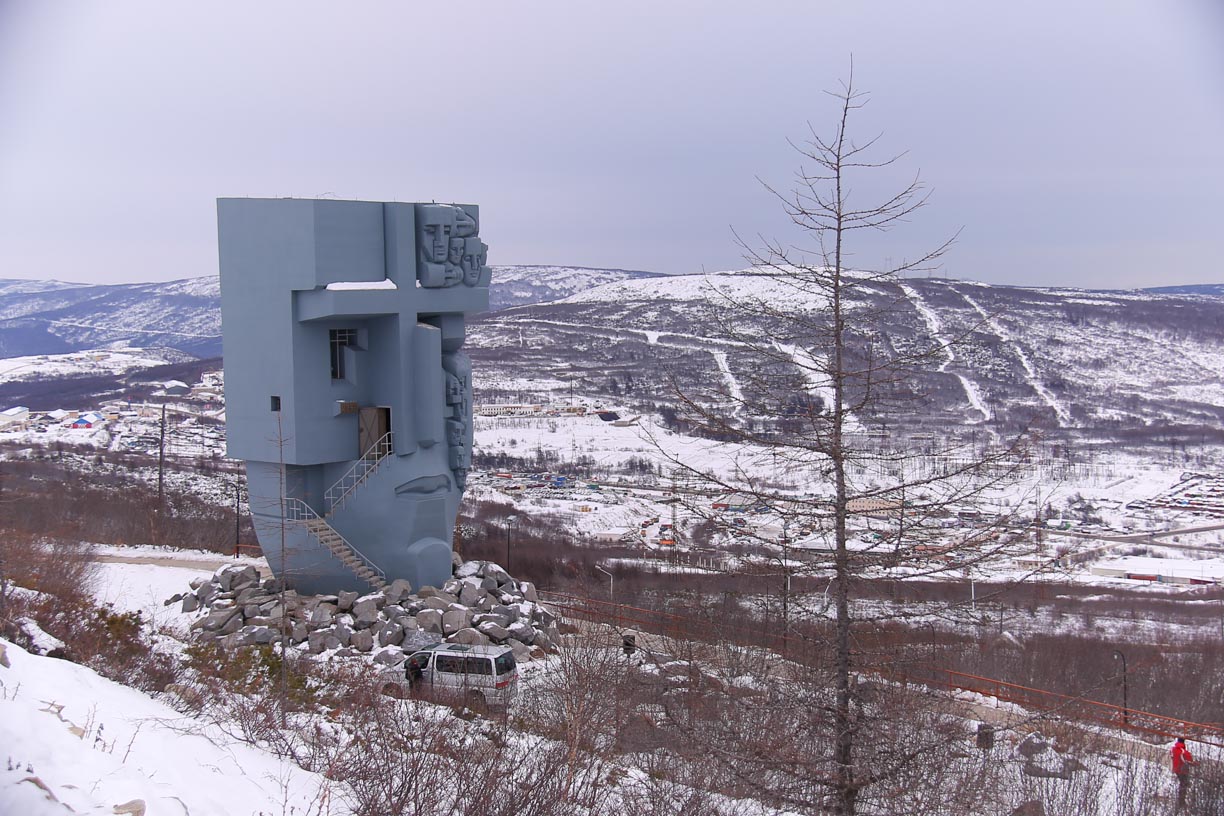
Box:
299;513;387;590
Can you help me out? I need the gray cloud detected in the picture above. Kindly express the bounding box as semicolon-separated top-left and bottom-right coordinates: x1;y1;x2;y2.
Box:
0;1;1220;288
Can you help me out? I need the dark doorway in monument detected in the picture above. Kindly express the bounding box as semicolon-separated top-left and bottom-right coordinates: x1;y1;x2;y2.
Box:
359;406;391;455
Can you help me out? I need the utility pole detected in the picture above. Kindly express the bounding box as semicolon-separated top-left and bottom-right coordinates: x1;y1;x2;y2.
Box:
1112;649;1129;725
229;480;243;558
504;515;517;574
157;403;167;508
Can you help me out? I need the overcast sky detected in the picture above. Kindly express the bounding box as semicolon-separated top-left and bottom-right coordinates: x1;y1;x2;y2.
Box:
1;1;1222;289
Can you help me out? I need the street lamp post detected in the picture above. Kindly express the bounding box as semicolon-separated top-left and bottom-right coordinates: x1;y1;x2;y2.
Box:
1112;649;1129;725
596;564;614;601
504;515;517;574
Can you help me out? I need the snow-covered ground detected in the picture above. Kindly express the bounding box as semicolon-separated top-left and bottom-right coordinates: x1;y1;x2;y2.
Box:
470;410;1224;594
0;638;338;815
0;349;176;385
4;549;1211;815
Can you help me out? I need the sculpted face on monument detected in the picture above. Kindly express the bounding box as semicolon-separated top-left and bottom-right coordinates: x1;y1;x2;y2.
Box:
418;205;456;265
418;205;483;288
461;237;487;286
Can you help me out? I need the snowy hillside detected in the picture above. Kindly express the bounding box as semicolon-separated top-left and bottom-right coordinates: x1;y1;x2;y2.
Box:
467;271;1224;439
0;268;661;359
488;265;665;310
0;277;221;359
0;279;90;296
0;638;334;815
3;267;1224;443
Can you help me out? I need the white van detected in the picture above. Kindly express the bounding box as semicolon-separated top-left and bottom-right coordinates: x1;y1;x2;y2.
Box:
396;643;519;711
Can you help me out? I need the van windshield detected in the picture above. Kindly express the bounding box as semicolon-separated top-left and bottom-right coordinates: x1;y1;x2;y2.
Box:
495;653;517;675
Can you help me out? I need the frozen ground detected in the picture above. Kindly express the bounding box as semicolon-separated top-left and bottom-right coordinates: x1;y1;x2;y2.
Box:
0;349;176;385
0;638;338;815
471;411;1224;594
5;550;1212;815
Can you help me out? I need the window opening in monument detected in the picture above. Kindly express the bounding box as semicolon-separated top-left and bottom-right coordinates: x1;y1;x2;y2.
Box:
330;328;357;380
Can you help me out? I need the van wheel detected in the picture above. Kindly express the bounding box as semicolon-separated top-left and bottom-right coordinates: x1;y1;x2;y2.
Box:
465;691;487;715
381;682;405;700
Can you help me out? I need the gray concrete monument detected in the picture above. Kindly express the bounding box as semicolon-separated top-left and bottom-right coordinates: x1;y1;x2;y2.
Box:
217;198;489;595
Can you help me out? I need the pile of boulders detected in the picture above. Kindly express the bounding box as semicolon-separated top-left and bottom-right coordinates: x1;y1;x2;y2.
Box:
168;558;560;666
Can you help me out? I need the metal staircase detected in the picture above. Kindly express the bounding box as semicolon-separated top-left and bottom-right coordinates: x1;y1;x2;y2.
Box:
325;432;394;516
284;498;387;590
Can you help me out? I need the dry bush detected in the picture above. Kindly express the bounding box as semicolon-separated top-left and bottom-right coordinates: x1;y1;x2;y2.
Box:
159;644;628;815
0;456;255;553
0;530;98;605
32;602;182;693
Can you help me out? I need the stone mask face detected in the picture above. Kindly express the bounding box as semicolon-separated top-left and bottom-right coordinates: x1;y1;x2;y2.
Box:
448;236;464;266
417;205;456;264
462;238;487;286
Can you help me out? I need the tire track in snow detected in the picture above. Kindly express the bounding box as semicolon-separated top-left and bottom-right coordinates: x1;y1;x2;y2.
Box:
898;282;992;423
958;290;1071;427
506;317;860;428
494;318;753;412
770;340;863;432
497;318;743;352
711;350;745;415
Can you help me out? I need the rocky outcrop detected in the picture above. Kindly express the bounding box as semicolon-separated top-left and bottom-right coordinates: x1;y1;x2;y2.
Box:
172;561;559;662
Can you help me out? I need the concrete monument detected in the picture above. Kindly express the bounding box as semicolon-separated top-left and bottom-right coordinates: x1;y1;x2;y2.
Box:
217;198;489;595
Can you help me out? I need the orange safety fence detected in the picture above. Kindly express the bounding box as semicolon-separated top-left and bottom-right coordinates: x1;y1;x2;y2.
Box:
890;666;1224;749
540;590;1224;749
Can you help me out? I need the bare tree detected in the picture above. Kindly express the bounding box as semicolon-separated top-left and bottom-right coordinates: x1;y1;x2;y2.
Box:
650;69;1039;814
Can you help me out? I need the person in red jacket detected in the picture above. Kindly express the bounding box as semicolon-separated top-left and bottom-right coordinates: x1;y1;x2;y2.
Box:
1172;737;1195;808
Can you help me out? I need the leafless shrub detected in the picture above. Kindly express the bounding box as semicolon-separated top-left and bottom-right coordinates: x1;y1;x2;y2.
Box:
0;531;98;607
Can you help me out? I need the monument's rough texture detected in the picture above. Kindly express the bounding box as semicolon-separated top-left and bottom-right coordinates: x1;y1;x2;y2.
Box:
217;198;489;595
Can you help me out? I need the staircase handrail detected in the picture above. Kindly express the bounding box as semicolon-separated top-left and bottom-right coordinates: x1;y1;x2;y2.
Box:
283;497;387;585
324;432;394;514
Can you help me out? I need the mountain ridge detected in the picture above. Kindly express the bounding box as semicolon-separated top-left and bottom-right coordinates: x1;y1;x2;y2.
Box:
1;268;1222;443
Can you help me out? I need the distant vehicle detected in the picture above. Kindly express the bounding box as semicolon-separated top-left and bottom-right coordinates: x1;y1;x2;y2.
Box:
388;643;518;711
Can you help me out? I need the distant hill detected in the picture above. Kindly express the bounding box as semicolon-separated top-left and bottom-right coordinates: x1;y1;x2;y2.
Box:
0;266;664;360
0;277;220;359
488;265;665;310
466;272;1224;441
4;269;1224;445
1142;284;1224;298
